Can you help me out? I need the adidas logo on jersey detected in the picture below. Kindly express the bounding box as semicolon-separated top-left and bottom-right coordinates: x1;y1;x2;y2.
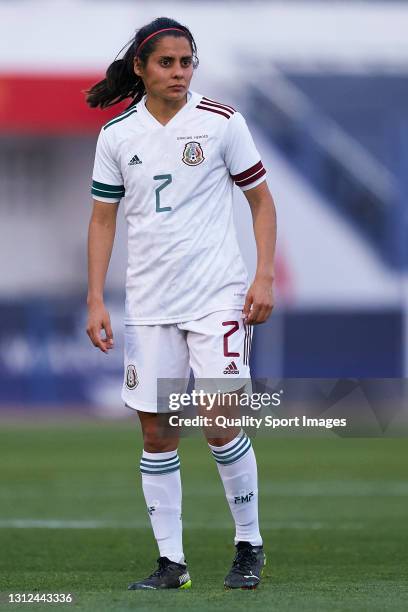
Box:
223;361;239;375
128;154;142;165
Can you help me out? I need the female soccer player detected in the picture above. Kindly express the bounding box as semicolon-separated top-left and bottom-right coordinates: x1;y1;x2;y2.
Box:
86;17;276;591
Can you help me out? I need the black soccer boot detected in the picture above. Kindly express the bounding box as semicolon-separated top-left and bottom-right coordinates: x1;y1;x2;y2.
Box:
224;541;266;589
128;556;191;590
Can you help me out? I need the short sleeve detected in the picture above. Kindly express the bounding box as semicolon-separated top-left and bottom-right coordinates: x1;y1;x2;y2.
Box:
224;112;267;191
91;128;125;203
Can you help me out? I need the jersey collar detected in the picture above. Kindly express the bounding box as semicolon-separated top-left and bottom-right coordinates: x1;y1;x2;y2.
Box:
138;90;199;129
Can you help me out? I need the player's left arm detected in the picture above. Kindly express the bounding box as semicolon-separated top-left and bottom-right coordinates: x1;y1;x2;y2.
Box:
243;180;276;325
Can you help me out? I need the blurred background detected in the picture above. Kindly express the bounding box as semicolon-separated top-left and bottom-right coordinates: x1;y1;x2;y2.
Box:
0;0;407;415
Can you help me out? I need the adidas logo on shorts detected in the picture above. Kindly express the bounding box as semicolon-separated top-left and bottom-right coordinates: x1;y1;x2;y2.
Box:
223;361;239;375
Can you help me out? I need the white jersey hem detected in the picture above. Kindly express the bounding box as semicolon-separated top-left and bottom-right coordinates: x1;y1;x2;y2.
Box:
124;303;246;325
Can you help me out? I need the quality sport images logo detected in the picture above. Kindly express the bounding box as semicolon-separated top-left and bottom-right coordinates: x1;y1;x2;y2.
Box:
125;364;139;390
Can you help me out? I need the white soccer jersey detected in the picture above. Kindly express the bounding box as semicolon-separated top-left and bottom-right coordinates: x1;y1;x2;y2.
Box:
91;90;267;324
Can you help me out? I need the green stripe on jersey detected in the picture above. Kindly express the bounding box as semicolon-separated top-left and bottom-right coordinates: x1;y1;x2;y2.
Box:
92;180;124;193
91;189;124;200
91;181;125;199
103;108;137;130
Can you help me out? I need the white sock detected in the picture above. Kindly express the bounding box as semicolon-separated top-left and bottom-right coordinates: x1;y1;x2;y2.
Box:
140;449;185;564
208;430;262;547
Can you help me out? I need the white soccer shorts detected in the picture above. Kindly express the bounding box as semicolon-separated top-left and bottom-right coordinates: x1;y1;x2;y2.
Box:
121;309;253;413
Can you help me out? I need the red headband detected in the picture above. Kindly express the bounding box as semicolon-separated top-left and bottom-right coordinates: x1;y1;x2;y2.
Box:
136;28;187;56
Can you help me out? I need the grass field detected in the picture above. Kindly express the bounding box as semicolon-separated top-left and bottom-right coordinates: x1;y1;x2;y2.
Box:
0;420;407;611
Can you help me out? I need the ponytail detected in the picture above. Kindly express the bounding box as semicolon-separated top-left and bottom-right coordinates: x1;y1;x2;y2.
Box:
85;39;144;109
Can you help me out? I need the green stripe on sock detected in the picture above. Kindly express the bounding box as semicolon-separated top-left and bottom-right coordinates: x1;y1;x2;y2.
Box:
211;435;248;459
214;440;251;465
140;458;180;470
211;433;247;456
140;454;178;464
140;459;179;471
140;464;180;475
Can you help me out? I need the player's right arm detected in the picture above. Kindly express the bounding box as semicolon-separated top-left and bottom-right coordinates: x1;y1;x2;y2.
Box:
86;199;119;353
87;125;124;353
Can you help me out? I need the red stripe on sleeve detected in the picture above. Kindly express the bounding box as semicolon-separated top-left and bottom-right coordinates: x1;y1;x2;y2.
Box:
201;98;235;115
196;104;231;120
236;167;266;188
231;160;263;182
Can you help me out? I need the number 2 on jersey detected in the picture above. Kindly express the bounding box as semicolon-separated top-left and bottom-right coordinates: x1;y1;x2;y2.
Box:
153;174;172;213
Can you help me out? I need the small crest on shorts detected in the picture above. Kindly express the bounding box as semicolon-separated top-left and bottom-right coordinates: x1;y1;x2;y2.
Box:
182;141;204;166
126;364;139;390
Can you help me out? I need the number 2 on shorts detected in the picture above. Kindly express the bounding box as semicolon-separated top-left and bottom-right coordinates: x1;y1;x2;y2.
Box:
222;321;240;357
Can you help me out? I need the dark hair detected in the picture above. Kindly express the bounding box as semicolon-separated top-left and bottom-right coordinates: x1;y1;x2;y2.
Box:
85;17;199;110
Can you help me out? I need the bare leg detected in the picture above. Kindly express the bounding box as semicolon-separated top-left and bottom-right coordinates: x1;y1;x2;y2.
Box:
137;410;180;451
198;387;244;446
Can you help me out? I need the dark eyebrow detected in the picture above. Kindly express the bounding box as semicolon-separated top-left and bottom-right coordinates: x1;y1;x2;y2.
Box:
159;55;193;60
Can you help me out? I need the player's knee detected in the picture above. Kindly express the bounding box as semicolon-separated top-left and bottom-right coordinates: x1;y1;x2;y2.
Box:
143;439;178;453
143;428;177;453
206;430;240;447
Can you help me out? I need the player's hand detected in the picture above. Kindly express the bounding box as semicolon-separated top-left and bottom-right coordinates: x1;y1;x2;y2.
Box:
86;299;114;354
243;276;274;325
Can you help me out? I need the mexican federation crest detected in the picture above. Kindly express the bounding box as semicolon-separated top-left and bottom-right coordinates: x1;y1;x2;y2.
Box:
182;141;204;166
125;364;139;390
